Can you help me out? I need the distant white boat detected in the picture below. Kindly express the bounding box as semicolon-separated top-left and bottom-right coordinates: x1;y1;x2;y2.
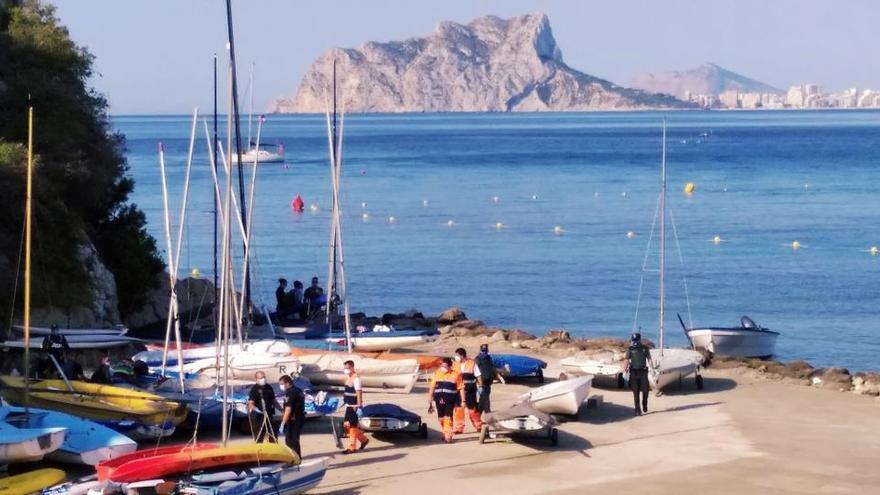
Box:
516;375;593;416
684;315;779;358
230;145;285;164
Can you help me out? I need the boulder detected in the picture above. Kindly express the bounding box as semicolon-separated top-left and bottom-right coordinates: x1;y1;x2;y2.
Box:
810;367;852;391
125;275;215;331
852;373;880;396
543;329;571;343
489;330;507;343
437;307;467;325
507;329;537;342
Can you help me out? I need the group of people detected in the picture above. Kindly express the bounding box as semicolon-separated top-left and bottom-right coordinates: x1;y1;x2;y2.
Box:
245;343;508;459
275;276;325;320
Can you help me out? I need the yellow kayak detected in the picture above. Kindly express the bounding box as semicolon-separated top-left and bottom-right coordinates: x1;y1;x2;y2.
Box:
0;468;65;495
0;376;187;427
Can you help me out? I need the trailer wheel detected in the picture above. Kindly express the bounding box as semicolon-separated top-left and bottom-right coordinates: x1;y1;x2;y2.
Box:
479;425;488;444
695;374;704;390
550;428;559;446
536;368;545;384
617;373;626;389
419;422;428;439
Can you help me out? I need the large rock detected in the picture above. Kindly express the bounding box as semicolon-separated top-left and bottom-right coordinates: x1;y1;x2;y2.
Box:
125;275;215;331
852;373;880;396
810;367;852;391
437;307;467;325
271;13;691;113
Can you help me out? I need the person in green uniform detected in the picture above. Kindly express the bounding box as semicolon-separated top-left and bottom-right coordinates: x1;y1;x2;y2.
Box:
625;332;653;416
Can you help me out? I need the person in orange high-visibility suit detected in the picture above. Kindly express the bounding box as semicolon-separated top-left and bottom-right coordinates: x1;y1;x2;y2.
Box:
341;360;369;454
427;357;465;443
452;348;482;434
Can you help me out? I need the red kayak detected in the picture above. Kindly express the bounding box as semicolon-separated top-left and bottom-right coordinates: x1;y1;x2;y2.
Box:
96;443;217;481
108;443;297;483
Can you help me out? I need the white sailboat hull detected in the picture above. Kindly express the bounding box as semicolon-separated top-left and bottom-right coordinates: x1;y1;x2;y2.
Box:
687;328;778;358
648;348;704;391
13;325;128;337
296;353;420;393
517;376;593;416
559;357;622;379
180;353;301;382
136;339;291;367
349;334;435;352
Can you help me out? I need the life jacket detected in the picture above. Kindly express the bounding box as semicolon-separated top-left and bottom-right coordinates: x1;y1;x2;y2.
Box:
343;372;359;406
455;358;477;390
432;369;460;403
629;344;650;370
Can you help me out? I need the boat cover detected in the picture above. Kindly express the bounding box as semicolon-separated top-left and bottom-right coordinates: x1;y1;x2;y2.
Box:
361;403;421;423
493;354;547;376
483;404;558;427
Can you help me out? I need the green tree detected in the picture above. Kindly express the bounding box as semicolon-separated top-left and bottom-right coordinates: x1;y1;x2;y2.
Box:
0;0;163;325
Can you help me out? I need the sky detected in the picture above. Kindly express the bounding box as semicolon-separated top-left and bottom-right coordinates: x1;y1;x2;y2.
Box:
51;0;880;114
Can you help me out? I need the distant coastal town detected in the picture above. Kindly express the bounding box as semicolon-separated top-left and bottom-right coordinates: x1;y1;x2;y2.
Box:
685;84;880;110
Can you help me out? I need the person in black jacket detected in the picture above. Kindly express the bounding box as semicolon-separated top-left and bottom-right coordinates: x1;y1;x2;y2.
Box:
41;324;69;362
90;354;113;384
625;332;653;416
278;374;306;458
247;371;277;442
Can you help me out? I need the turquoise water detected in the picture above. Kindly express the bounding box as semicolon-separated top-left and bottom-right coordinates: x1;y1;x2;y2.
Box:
114;111;880;371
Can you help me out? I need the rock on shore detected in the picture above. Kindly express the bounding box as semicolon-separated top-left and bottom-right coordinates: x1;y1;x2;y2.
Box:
271;13;692;113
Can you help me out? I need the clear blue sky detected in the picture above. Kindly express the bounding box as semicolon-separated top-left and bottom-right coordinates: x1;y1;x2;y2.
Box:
51;0;880;114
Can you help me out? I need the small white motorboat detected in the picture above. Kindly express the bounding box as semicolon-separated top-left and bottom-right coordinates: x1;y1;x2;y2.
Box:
516;375;593;416
684;315;779;358
230;145;285;164
0;409;67;463
648;348;705;392
295;353;420;393
13;324;128;337
559;357;624;388
346;328;439;352
3;406;137;465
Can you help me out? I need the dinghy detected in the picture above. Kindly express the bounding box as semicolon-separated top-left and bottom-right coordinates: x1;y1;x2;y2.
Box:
0;410;66;463
559;357;625;388
168;351;301;383
516;375;593;416
0;376;188;439
649;348;705;391
12;324;128;337
480;403;559;446
170;459;327;495
295;353;420;393
357;403;428;438
342;328;439;352
134;339;291;367
108;443;297;483
684;315;779;358
0;468;66;495
2;406;136;465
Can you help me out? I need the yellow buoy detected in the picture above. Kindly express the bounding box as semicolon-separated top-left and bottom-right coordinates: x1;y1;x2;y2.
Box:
191;268;201;278
684;182;695;194
388;216;396;224
553;225;562;235
791;240;801;250
870;246;878;256
712;235;722;245
495;222;503;230
447;220;455;227
626;231;636;239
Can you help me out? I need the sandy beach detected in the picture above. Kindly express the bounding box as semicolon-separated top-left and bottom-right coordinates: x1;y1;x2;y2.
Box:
269;345;880;495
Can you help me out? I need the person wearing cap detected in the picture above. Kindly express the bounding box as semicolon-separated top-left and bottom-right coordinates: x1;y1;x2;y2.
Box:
625;332;653;416
474;343;504;414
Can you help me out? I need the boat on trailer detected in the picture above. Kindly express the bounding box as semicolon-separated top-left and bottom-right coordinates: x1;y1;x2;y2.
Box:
559;357;625;388
516;375;593;416
684;314;779;358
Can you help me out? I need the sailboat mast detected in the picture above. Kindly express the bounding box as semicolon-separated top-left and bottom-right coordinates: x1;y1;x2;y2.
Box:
327;61;339;331
24;103;33;413
224;0;251;321
213;54;219;314
659;120;667;353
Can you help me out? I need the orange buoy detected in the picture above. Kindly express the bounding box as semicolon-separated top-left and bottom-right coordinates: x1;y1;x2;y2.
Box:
291;195;304;213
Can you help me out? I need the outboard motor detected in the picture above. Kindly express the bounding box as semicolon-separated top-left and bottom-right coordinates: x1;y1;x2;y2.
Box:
740;316;758;329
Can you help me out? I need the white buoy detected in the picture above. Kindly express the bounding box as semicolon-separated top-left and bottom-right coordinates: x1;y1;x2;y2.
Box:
447;220;455;227
712;235;722;245
553;225;563;235
309;203;319;212
493;195;500;203
361;202;367;209
869;246;878;256
626;231;636;239
495;222;503;230
791;240;801;250
621;192;628;198
362;212;369;221
388;216;396;224
191;268;201;278
422;199;429;207
531;194;538;200
594;192;600;198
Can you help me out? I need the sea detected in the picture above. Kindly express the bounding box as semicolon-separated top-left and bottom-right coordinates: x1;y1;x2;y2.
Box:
113;110;880;372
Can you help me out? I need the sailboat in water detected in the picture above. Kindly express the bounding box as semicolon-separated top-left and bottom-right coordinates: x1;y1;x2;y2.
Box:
644;121;705;393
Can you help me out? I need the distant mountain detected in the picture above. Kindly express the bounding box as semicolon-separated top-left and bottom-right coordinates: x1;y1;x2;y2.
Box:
271;13;693;113
630;63;782;98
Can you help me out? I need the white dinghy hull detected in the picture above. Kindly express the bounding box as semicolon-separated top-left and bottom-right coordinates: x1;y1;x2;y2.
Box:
517;375;593;416
648;348;704;392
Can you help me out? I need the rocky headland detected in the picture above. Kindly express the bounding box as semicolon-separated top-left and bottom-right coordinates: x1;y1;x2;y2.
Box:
270;13;694;113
